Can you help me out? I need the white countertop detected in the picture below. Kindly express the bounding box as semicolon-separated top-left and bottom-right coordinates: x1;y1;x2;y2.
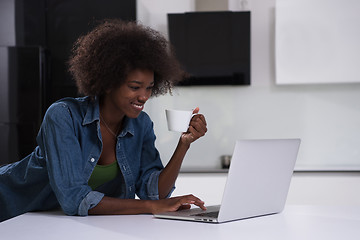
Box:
1;205;359;240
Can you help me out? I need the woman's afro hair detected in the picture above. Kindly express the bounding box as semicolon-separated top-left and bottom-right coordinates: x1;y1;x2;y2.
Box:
68;19;186;97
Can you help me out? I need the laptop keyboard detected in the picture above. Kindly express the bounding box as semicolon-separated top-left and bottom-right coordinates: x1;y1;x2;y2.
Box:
191;211;219;218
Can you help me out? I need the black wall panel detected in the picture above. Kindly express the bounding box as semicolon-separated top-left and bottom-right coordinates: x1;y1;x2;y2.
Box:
0;0;136;165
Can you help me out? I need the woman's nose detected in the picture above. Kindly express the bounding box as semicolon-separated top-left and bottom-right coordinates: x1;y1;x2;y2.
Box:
138;91;150;103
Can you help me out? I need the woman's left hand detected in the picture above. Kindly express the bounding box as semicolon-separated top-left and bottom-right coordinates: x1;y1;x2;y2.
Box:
180;107;207;146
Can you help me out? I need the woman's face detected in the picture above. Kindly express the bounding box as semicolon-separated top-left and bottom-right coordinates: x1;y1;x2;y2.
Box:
106;69;154;119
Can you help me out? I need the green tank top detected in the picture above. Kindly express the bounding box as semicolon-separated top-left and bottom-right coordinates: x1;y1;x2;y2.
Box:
88;161;120;190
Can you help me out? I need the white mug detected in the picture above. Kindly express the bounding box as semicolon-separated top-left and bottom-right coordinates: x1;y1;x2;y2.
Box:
165;109;194;132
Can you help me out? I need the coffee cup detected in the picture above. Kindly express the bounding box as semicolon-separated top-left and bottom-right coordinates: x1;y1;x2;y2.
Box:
165;109;194;132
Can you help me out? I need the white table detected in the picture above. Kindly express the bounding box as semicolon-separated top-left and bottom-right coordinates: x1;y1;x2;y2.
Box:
1;205;359;240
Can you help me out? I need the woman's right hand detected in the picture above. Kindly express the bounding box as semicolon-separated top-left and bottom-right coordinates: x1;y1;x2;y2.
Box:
150;194;206;214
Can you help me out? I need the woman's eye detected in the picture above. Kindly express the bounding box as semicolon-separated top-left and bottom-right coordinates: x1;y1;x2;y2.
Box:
129;86;139;90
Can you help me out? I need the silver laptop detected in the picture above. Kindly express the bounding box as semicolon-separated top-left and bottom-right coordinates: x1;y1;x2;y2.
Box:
154;139;301;223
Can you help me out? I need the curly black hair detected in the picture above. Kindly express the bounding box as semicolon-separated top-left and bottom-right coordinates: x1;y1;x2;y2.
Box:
68;19;186;97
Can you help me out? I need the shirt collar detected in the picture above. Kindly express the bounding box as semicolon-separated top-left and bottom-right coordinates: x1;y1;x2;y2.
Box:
83;96;134;137
119;116;135;137
83;96;100;125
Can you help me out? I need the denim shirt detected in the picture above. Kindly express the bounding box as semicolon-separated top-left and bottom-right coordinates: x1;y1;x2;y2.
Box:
0;96;172;222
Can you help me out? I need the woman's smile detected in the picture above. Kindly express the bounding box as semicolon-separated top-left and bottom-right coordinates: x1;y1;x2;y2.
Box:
131;102;144;111
103;69;154;121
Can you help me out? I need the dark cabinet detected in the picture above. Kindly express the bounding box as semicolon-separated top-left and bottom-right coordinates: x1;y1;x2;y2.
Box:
0;46;44;165
0;0;136;165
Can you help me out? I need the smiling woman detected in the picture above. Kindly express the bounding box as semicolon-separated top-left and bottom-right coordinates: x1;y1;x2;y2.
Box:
0;19;208;222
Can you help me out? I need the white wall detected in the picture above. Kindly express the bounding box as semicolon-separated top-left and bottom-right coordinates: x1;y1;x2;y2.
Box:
173;173;360;206
137;0;360;171
276;0;360;84
137;0;360;206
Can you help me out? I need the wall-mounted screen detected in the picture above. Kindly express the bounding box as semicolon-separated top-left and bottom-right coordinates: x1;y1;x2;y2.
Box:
168;11;251;86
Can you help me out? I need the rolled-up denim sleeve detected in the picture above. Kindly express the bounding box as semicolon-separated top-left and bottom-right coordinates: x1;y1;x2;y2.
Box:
78;191;105;216
147;170;175;200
